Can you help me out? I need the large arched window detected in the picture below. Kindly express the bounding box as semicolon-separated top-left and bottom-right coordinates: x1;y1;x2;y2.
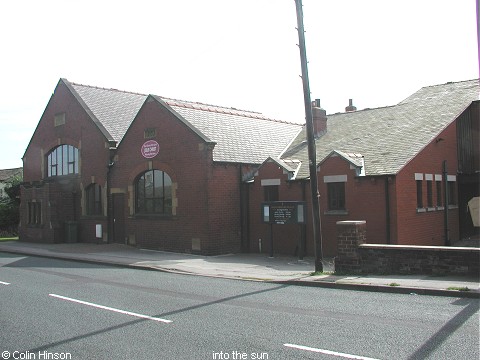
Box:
47;145;79;177
136;170;172;215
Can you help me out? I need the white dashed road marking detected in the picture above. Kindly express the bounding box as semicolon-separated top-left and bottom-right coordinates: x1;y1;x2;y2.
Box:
284;343;380;360
49;293;172;324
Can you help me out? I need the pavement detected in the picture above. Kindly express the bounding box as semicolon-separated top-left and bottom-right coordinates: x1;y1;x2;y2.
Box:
0;240;479;298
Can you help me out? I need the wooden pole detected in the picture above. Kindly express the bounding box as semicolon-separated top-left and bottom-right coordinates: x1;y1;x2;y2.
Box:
294;0;323;272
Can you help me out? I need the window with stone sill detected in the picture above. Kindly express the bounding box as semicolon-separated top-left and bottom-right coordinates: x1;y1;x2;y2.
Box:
327;182;346;211
135;169;172;215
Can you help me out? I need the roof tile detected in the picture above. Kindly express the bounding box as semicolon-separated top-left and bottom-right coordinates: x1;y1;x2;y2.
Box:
68;80;301;165
284;79;479;178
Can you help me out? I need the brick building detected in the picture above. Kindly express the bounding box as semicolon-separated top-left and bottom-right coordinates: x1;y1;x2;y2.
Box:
20;78;479;256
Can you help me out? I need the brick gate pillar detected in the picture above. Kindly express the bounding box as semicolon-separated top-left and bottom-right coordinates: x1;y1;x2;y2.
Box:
335;221;366;273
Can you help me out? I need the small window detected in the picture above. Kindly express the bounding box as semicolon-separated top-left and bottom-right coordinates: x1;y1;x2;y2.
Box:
144;128;156;139
416;180;423;208
136;170;172;215
54;113;65;127
47;145;79;177
447;181;456;206
327;182;345;211
426;180;433;208
264;186;279;202
28;202;42;225
436;180;442;207
86;184;102;215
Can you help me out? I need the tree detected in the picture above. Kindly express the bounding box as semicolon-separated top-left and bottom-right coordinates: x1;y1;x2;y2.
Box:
0;173;22;236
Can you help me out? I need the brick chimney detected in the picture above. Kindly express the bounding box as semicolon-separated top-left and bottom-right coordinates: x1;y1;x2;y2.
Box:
311;99;327;137
345;99;357;112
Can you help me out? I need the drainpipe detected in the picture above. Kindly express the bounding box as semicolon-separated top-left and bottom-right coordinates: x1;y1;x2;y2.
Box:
239;164;245;252
245;179;250;253
107;143;116;243
384;177;391;244
443;160;450;245
299;180;307;260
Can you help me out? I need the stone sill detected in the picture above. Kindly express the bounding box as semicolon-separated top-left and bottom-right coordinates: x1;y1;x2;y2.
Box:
417;205;458;213
325;210;349;216
359;244;480;252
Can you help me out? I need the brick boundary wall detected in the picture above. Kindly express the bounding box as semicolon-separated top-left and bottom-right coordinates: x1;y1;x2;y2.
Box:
335;221;480;276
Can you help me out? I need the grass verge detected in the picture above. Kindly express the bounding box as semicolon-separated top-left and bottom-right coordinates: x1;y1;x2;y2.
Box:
310;271;335;276
447;286;470;292
0;237;18;242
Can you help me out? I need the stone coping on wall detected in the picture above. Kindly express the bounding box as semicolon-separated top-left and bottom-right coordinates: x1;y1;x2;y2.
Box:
337;220;366;225
359;244;480;253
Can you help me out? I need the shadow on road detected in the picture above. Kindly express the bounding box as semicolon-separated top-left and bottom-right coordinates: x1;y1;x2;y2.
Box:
407;298;480;359
21;283;290;354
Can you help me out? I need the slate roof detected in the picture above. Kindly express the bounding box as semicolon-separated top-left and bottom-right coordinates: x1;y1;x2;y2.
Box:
167;101;302;163
70;82;147;143
66;79;302;165
283;79;480;178
0;167;22;182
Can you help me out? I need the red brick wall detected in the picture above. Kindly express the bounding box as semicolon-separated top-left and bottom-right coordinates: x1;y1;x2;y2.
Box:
395;122;459;245
21;81;111;243
23;81;110;184
318;156;389;256
247;161;311;256
110;97;237;254
205;164;242;254
335;221;478;276
248;157;387;258
247;120;461;257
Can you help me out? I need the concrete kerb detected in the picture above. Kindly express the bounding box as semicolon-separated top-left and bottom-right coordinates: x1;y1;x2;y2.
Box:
278;279;480;299
0;244;478;299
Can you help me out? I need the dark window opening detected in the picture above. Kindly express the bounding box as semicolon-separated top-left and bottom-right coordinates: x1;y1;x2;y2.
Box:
86;183;102;215
327;182;345;211
144;128;156;139
426;180;433;207
264;186;279;202
28;202;41;225
436;181;442;207
416;180;423;208
447;181;456;206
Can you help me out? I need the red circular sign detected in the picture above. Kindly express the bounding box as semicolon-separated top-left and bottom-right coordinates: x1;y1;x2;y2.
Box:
141;140;159;159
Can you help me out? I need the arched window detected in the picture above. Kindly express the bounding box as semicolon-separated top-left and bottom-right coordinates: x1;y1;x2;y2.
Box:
136;170;172;215
47;145;79;177
85;183;102;215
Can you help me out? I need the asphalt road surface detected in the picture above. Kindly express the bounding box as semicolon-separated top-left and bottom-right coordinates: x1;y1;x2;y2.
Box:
0;252;478;360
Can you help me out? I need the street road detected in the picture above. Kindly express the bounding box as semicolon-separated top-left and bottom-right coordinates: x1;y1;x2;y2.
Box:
0;252;478;360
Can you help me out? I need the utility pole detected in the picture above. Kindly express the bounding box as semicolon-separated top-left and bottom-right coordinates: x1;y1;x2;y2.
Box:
294;0;323;272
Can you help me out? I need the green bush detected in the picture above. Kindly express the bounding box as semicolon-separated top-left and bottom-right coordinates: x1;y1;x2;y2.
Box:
0;174;21;236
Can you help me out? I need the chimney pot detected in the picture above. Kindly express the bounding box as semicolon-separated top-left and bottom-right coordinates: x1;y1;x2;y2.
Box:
311;98;327;137
345;98;357;112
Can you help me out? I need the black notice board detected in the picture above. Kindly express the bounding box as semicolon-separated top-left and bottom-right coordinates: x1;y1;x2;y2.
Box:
262;201;306;225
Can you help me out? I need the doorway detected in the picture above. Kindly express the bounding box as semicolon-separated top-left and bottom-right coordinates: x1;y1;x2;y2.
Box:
111;193;125;244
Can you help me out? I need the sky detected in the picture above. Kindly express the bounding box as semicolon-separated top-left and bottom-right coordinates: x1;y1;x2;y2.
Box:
0;0;478;169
